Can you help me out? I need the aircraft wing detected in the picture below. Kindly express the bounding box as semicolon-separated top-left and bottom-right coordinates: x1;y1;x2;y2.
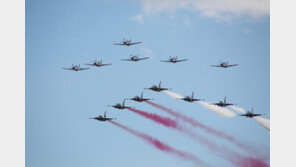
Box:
113;43;124;45
160;60;172;62
225;103;234;106
137;57;149;61
130;42;142;45
210;65;222;67
143;98;153;101
252;114;262;117
101;63;112;66
79;68;90;70
62;68;74;70
121;59;132;61
227;64;239;67
176;59;188;62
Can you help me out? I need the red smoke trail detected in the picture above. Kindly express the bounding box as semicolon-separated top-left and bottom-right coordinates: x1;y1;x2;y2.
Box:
108;121;210;167
128;108;269;167
145;101;261;155
128;108;178;129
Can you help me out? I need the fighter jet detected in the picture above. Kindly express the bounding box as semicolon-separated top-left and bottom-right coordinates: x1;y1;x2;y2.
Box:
89;111;116;121
121;55;149;62
160;56;188;63
212;96;235;107
127;92;153;102
108;99;133;110
145;81;172;92
62;64;90;71
114;38;142;46
238;107;264;118
85;60;112;67
210;61;239;68
177;91;204;102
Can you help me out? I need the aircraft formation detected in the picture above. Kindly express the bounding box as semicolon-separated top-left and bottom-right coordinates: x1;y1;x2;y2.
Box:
60;38;265;122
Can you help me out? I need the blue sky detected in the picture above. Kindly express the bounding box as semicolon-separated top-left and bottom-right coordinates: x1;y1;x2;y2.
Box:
26;0;269;166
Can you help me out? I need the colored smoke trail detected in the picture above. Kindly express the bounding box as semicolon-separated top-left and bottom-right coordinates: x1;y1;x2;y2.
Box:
145;101;255;153
230;106;270;132
108;121;210;167
198;101;236;117
128;108;178;129
231;157;269;167
127;108;269;167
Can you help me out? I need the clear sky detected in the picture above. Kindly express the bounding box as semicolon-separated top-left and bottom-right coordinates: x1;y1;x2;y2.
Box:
26;0;270;167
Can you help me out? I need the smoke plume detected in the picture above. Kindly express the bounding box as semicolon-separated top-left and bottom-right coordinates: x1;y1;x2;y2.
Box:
230;106;270;132
145;101;256;153
108;120;210;167
254;117;270;131
198;101;236;117
127;108;269;167
164;90;183;99
163;90;236;117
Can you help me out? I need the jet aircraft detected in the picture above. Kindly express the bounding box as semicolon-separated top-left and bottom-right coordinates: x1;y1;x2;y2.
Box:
212;96;235;107
210;61;239;68
108;99;133;110
177;91;204;102
238;108;264;118
160;56;188;63
62;64;90;71
114;38;142;46
127;92;153;102
89;111;116;121
145;81;172;92
121;55;149;62
85;60;112;67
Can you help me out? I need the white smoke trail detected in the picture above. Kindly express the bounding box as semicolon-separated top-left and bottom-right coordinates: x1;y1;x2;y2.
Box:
254;117;270;132
164;90;184;99
164;90;236;117
198;101;236;117
230;106;245;113
230;106;270;132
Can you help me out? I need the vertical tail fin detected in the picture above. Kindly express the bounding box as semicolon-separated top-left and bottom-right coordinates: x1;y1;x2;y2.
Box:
224;96;227;103
141;92;144;98
192;91;194;99
159;81;162;88
104;111;107;118
122;99;126;106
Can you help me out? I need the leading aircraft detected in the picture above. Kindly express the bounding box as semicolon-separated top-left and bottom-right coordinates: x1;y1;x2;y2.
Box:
121;55;149;62
211;96;235;107
108;99;133;110
160;56;188;63
62;64;90;71
127;92;153;102
177;91;204;102
114;38;142;46
238;108;264;118
145;81;172;92
210;61;239;68
85;60;112;67
89;111;116;121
